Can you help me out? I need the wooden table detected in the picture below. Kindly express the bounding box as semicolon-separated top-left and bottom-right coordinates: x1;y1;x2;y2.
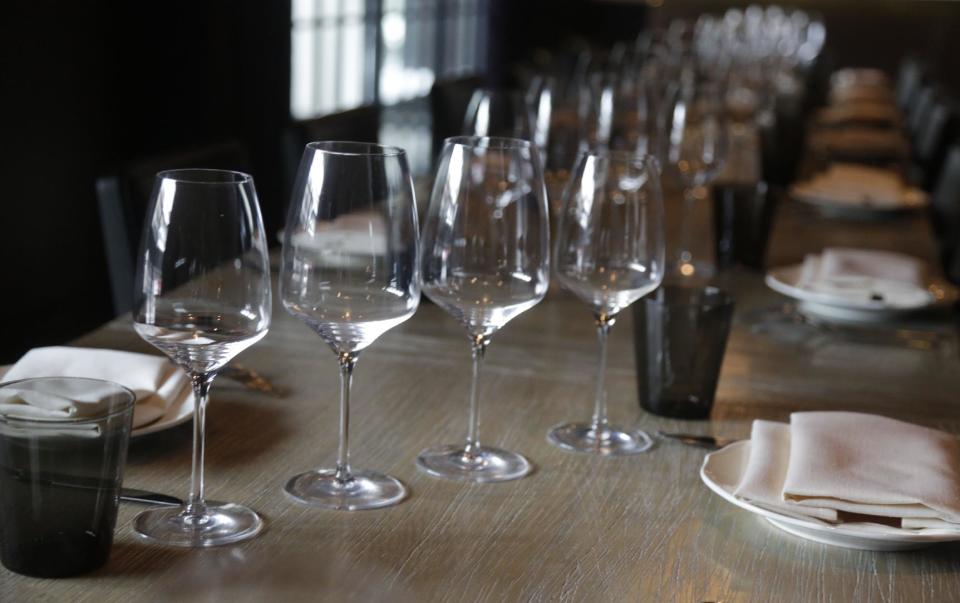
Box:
4;195;960;602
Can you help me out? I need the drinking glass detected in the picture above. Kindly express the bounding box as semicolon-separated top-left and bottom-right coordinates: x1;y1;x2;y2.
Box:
133;169;272;547
549;150;665;455
418;136;550;482
666;67;729;281
280;142;420;510
463;88;534;142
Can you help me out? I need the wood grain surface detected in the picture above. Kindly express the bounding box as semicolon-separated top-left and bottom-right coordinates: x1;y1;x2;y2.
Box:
3;183;960;602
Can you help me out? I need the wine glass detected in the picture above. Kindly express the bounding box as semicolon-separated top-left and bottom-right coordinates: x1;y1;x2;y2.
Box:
463;88;534;142
548;150;665;455
280;142;420;510
417;136;550;482
132;169;271;546
666;66;728;281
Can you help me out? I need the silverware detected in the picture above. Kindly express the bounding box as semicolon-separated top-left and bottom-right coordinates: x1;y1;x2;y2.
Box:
221;364;288;397
656;430;735;450
120;488;183;507
12;467;183;507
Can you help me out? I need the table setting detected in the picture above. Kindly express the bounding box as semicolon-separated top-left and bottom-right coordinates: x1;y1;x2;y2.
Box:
4;5;960;602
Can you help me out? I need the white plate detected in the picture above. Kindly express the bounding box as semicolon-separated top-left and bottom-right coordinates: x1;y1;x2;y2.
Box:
0;364;194;438
791;185;927;218
131;392;194;438
700;440;960;551
765;263;956;323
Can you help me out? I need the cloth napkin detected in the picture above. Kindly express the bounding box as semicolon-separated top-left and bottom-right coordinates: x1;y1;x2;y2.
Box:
797;247;933;308
2;347;191;429
733;413;960;530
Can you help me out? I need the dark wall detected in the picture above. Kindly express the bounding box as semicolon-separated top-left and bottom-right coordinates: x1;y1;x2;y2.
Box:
0;1;291;363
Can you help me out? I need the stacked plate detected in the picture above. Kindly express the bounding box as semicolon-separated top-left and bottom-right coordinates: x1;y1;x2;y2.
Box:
791;163;927;218
765;248;956;322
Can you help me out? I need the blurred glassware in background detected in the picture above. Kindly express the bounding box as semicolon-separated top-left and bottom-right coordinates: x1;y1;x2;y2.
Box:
666;64;729;282
463;88;534;142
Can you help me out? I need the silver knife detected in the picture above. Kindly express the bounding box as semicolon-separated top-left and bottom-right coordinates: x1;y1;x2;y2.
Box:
656;430;735;450
120;488;183;507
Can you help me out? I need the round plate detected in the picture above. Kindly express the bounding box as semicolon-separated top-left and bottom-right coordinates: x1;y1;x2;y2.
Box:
791;185;927;219
765;263;956;323
700;440;960;551
131;392;195;438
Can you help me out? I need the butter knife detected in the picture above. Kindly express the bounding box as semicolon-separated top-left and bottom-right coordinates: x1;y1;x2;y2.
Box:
656;430;735;450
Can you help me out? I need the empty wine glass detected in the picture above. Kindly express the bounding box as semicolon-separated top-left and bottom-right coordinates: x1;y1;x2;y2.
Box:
418;136;550;482
132;169;272;546
463;88;534;142
666;66;728;281
280;142;420;510
549;150;665;455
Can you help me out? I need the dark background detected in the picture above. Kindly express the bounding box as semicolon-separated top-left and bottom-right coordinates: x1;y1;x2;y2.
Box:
1;0;958;363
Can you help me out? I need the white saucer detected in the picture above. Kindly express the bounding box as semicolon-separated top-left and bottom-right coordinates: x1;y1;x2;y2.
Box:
765;264;956;323
791;185;927;219
700;441;960;551
131;393;194;438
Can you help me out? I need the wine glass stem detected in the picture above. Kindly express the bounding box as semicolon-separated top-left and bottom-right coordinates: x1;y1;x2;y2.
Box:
679;186;696;264
591;317;615;436
186;372;214;517
335;352;358;484
465;335;489;457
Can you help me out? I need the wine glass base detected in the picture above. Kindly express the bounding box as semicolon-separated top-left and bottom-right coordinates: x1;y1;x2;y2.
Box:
416;445;532;483
133;502;263;547
547;423;654;456
283;469;407;510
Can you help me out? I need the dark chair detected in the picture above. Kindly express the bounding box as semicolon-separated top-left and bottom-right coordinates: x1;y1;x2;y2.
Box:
930;145;960;272
907;85;938;142
896;57;927;110
96;140;252;316
913;100;958;190
429;76;483;159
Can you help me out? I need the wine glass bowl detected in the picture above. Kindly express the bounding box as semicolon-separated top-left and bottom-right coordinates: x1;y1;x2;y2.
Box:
280;141;420;510
418;136;550;482
549;150;665;456
667;70;729;280
132;168;271;547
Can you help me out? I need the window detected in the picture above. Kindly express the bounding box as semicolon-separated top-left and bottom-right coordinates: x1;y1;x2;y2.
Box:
291;0;489;120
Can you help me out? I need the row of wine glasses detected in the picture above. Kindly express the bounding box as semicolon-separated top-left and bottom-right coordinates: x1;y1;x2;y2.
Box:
130;136;664;547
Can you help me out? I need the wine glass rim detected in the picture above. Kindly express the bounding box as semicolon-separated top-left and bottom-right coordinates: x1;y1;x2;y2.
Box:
444;135;534;150
578;148;658;164
156;168;253;185
0;377;137;424
306;141;406;157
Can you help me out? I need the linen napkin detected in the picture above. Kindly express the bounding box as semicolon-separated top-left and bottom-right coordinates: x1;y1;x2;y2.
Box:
2;347;191;429
732;421;838;522
732;413;960;530
797;248;933;308
784;412;960;529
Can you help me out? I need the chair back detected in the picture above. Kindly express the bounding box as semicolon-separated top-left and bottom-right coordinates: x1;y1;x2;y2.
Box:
931;145;960;269
914;100;957;190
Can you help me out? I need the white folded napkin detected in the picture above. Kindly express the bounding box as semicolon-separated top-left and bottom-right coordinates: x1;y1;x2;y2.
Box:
733;413;960;530
797;248;933;308
732;421;838;522
2;347;191;429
